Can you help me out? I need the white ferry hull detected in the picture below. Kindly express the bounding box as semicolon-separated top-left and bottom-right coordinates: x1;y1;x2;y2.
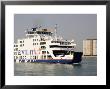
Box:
15;52;82;64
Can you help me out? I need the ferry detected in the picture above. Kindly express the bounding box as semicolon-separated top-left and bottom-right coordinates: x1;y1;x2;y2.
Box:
14;25;82;64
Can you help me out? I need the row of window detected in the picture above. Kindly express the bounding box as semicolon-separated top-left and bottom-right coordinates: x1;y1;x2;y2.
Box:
14;45;18;47
41;38;45;41
14;56;18;59
14;48;18;51
42;51;49;54
41;55;52;59
14;55;52;59
41;46;46;49
50;46;74;48
51;41;71;45
40;42;46;45
19;56;38;59
20;40;24;43
37;31;52;36
15;42;46;47
33;42;46;45
33;43;38;45
19;56;27;59
33;39;39;41
20;44;24;47
14;52;17;55
20;43;39;46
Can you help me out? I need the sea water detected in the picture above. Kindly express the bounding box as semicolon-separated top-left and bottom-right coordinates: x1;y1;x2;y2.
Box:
14;57;97;76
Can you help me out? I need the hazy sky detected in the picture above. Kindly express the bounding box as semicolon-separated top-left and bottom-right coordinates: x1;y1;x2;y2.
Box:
14;14;97;51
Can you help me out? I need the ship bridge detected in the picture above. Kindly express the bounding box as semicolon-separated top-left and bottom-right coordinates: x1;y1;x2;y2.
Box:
36;29;53;36
26;28;53;36
25;27;54;38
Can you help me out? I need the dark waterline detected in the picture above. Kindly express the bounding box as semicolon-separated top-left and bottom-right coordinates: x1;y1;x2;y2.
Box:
14;57;97;76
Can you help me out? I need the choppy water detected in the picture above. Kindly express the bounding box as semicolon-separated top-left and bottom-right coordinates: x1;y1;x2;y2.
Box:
14;57;97;76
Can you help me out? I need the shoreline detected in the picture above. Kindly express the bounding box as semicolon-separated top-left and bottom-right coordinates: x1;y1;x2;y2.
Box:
82;56;97;58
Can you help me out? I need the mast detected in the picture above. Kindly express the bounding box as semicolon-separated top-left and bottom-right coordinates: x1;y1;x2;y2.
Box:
55;24;57;41
25;29;29;38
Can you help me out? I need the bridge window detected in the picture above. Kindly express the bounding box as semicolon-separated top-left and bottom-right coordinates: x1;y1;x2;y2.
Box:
40;42;46;45
42;51;46;54
41;46;46;49
20;41;22;43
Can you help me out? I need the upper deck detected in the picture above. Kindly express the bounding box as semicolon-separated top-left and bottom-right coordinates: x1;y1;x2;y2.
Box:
26;28;53;36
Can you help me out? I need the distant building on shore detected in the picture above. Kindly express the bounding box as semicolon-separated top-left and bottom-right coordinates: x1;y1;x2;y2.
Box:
83;39;97;56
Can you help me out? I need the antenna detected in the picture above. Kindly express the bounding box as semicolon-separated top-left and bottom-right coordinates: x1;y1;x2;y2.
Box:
39;25;42;28
55;24;58;41
25;29;29;37
25;29;28;33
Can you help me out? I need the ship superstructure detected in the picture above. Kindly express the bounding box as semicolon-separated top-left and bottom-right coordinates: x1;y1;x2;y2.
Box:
14;25;78;63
